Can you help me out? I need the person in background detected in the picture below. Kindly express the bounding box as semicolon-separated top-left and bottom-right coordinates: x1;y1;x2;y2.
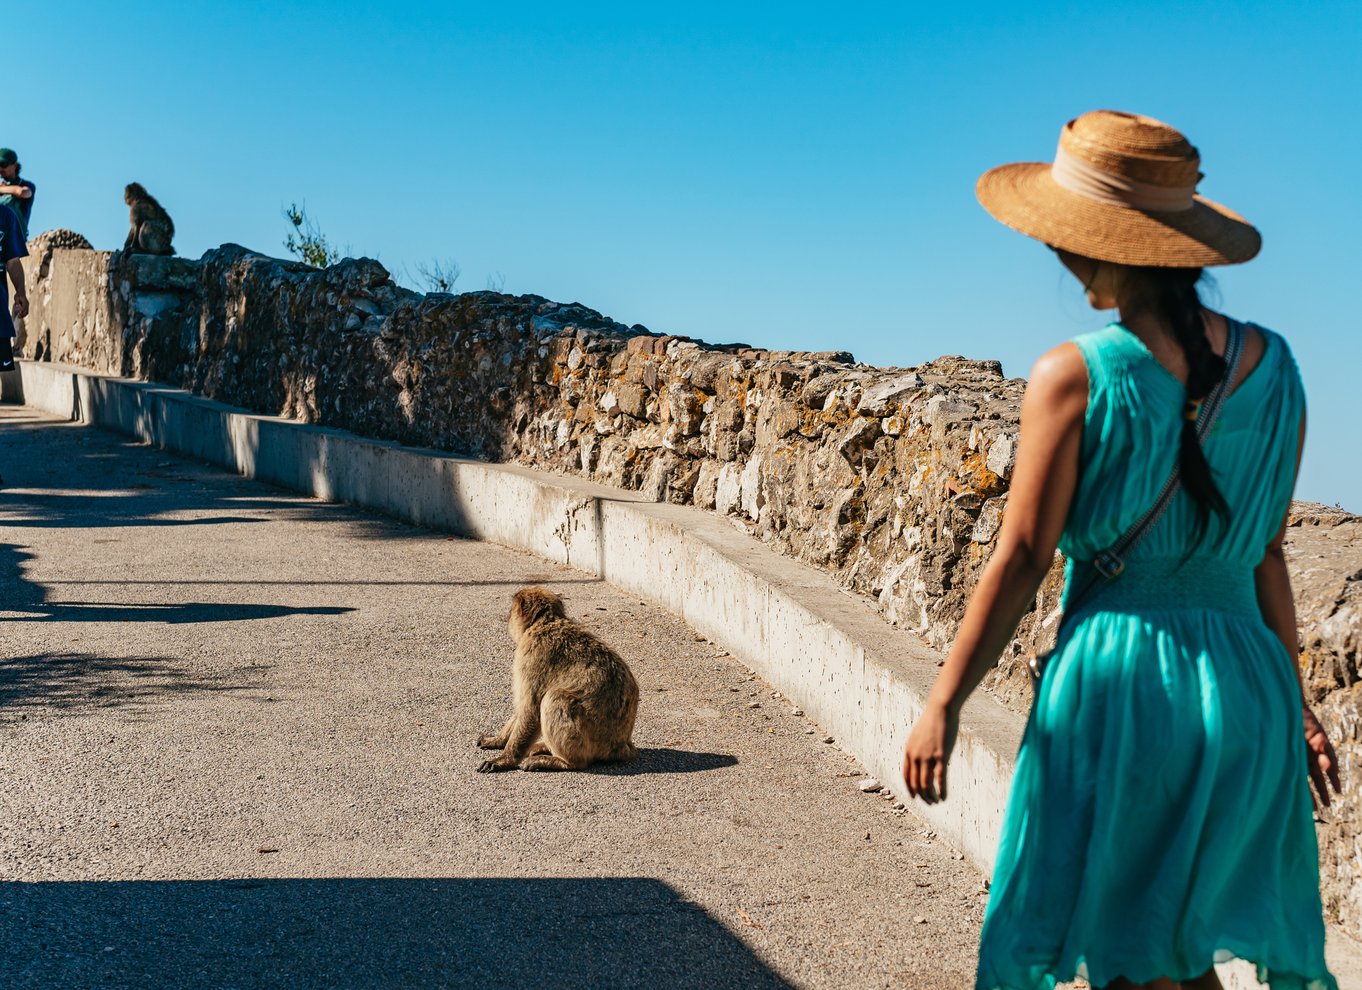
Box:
0;192;27;364
0;148;35;238
0;197;27;485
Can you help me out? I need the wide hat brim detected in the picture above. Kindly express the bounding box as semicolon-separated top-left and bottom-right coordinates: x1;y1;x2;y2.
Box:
977;162;1260;267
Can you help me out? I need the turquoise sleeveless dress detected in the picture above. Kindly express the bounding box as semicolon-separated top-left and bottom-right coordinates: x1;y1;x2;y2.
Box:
975;321;1336;990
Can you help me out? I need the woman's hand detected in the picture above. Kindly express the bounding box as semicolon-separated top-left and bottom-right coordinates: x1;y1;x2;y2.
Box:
1302;705;1342;809
903;701;959;804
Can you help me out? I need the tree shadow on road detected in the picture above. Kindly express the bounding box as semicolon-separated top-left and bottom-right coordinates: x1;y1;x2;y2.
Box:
592;747;739;776
0;651;254;716
0;877;794;989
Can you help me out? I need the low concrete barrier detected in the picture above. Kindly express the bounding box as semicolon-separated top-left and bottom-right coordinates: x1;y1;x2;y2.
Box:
6;360;1353;989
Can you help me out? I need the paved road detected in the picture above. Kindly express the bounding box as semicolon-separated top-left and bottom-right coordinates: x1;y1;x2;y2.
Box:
0;406;989;989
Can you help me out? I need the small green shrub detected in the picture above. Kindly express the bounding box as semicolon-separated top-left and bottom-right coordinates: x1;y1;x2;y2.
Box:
283;203;341;268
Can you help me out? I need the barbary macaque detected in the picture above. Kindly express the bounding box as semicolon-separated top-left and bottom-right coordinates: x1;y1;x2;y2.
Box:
123;182;174;256
477;587;639;772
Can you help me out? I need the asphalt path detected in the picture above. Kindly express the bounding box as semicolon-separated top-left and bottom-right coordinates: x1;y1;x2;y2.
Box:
0;406;990;989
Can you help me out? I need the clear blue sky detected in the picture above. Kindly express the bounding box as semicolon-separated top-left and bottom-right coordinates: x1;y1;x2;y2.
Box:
14;1;1361;507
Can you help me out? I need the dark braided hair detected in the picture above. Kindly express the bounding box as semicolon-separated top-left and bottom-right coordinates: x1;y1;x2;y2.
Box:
1130;265;1230;539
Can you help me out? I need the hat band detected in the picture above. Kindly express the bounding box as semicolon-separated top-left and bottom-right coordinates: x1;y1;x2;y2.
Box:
1050;145;1196;213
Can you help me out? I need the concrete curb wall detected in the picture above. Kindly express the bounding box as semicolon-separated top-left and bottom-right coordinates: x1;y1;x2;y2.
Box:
7;360;1353;989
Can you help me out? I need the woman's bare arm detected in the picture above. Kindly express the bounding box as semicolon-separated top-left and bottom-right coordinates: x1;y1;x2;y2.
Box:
1253;412;1341;807
903;342;1088;803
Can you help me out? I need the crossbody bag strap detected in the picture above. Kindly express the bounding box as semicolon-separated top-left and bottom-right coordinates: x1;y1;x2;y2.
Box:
1064;317;1247;609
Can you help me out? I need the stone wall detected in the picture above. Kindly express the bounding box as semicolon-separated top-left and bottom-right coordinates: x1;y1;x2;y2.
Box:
17;232;1361;934
1287;503;1362;930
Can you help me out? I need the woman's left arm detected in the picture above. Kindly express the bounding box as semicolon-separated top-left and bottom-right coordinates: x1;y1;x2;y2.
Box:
1253;411;1342;808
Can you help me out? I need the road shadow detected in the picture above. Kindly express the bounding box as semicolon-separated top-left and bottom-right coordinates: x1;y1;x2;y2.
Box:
0;651;251;715
0;877;793;989
2;600;354;623
592;747;739;776
0;543;354;625
43;577;604;589
0;414;378;534
0;503;267;529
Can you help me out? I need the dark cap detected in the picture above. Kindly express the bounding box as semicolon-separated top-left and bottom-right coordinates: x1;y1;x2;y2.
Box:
0;148;17;167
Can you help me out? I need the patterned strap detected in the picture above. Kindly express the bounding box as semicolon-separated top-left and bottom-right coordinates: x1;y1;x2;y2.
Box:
1068;317;1247;603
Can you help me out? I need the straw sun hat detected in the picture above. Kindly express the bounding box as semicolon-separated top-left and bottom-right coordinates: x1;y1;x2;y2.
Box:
976;110;1260;267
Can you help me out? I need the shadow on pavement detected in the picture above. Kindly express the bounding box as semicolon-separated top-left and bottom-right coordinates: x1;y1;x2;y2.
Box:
42;577;604;589
0;651;251;714
1;600;354;623
0;414;370;533
0;877;793;989
0;543;355;625
593;747;740;776
0;506;267;529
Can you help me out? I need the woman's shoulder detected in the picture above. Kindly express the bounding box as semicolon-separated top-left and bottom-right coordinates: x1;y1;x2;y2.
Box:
1066;321;1154;391
1224;318;1306;427
1243;319;1292;357
1027;339;1089;396
1069;321;1130;353
1237;319;1303;385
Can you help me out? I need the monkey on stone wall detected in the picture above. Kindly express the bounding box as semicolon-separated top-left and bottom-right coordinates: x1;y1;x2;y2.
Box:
477;587;639;772
123;182;174;256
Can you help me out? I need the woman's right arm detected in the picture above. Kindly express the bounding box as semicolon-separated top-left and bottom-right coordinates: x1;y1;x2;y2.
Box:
1253;411;1342;807
903;342;1089;803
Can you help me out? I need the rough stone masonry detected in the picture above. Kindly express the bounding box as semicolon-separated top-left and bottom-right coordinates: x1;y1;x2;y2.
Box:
16;230;1362;936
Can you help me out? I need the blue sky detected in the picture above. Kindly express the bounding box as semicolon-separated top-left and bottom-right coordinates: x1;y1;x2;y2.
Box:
13;1;1361;507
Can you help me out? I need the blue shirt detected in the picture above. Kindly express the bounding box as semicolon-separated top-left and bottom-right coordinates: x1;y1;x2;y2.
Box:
0;203;27;338
0;177;34;237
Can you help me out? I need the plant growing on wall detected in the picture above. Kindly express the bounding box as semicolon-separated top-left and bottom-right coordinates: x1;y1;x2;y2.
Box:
412;258;460;293
283;202;341;268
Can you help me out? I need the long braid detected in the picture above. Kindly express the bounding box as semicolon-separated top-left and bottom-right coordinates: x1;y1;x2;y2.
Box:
1144;266;1230;540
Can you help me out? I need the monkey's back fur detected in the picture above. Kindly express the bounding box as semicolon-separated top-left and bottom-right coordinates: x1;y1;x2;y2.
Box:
477;587;639;772
531;620;639;763
123;182;175;257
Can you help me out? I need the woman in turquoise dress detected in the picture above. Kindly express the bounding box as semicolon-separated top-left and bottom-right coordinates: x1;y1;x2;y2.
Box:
902;110;1341;990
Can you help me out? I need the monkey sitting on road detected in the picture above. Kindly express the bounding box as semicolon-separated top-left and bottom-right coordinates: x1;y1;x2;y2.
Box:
477;587;639;772
123;182;174;256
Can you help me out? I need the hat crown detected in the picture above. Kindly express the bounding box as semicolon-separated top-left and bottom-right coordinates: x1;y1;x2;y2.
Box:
1060;111;1201;189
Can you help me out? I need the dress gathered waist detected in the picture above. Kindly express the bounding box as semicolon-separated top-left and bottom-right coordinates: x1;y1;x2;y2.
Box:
1064;555;1259;617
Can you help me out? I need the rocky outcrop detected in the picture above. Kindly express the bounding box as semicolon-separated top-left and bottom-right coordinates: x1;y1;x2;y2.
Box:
24;228;92;278
17;238;1362;935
